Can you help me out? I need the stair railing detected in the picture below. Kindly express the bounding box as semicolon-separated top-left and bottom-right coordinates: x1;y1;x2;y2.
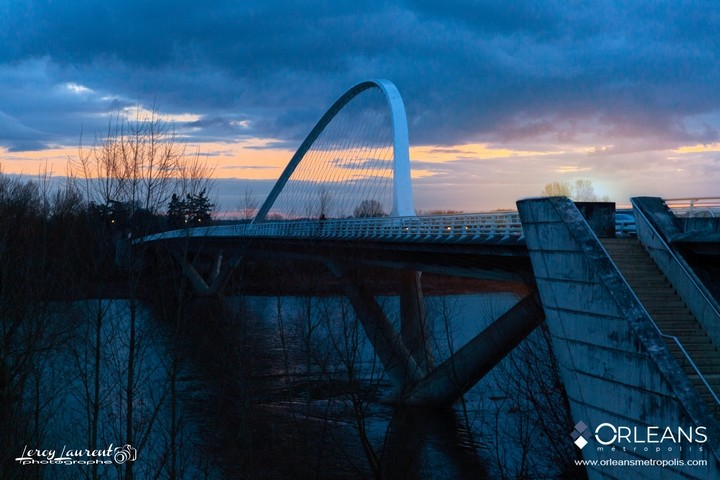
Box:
629;199;720;411
631;198;720;334
661;334;720;412
604;243;720;412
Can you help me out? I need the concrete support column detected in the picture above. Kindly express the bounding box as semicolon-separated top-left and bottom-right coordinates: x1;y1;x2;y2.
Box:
399;271;434;373
170;250;212;295
209;255;243;295
170;248;244;296
210;252;223;283
325;260;424;393
401;293;543;408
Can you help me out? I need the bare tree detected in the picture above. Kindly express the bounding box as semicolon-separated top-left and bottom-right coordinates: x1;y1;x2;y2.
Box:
69;105;214;480
240;187;259;221
72;105;213;218
314;186;333;219
490;323;581;478
353;199;386;218
540;181;573;198
0;174;81;479
573;179;596;202
0;121;215;478
541;179;608;202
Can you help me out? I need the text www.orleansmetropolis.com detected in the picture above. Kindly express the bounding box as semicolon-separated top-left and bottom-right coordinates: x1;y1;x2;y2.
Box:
575;458;708;468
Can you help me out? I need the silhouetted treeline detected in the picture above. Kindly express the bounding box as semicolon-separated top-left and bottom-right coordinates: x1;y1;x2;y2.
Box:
0;174;214;299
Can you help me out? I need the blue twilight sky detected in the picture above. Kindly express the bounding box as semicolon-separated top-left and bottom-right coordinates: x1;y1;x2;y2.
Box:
1;1;719;213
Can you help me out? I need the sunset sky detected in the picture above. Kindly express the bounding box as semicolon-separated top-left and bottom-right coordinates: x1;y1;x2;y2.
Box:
1;1;719;213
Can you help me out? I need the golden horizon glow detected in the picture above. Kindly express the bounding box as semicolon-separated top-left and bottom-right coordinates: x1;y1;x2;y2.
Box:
0;146;76;177
673;143;720;154
0;138;296;181
1;139;716;186
409;143;566;163
195;139;295;180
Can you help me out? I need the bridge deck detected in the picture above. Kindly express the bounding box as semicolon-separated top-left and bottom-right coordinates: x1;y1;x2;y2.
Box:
136;213;531;282
138;213;525;245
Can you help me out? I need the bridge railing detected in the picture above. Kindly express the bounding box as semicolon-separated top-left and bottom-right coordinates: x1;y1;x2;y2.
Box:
137;212;525;244
138;208;673;244
237;212;524;240
664;197;720;218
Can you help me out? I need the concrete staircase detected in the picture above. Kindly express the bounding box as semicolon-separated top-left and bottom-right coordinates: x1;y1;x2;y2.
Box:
602;237;720;419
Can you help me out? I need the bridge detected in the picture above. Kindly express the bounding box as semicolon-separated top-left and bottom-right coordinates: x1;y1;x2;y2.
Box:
136;80;720;479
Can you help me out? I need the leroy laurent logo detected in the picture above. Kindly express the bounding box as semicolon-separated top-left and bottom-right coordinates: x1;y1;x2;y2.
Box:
571;421;592;449
16;444;137;465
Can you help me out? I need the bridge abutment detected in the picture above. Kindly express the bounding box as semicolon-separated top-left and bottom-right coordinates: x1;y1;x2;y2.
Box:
517;196;720;479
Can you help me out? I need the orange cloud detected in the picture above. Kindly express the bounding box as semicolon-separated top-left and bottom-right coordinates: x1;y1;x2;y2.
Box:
673;143;720;154
0;146;76;176
198;140;294;180
0;139;296;181
410;143;564;163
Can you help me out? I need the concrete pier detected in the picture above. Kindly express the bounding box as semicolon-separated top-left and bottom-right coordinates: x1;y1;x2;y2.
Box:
399;271;435;373
518;197;720;480
401;293;543;408
325;260;425;392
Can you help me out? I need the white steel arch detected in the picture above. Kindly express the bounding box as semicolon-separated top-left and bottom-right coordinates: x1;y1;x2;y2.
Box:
253;79;415;223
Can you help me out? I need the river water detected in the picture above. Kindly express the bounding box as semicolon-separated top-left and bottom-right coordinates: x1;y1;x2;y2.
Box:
25;293;579;479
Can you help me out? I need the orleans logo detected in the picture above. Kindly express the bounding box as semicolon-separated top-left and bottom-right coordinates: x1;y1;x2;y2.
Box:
570;421;592;449
570;420;707;452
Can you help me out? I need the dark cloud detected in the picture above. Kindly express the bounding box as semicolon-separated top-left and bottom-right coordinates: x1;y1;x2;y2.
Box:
0;110;51;151
1;0;719;156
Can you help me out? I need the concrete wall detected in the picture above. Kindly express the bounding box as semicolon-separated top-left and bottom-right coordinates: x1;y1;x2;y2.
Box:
575;201;616;238
517;197;720;480
684;218;720;233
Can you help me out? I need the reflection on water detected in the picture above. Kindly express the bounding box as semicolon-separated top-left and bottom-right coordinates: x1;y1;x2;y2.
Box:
29;293;578;479
180;295;500;479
